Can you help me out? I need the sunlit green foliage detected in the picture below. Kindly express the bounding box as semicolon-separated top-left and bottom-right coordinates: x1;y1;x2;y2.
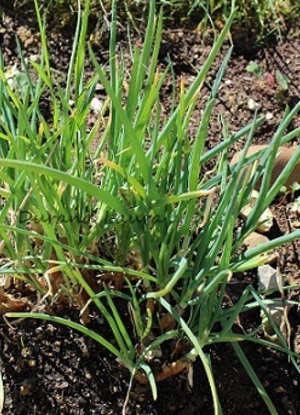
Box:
1;1;300;413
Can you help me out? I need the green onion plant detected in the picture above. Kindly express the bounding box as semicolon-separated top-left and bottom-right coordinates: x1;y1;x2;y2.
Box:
1;0;300;413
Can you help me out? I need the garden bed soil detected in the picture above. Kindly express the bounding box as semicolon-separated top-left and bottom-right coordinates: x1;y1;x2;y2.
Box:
0;5;300;415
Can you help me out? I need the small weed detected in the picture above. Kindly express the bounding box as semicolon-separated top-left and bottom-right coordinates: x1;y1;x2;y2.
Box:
246;60;263;76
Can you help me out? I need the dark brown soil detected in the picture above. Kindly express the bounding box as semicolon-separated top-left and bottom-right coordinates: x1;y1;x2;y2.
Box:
0;5;300;415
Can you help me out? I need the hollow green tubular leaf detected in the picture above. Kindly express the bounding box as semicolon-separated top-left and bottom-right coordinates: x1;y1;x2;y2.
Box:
5;312;134;370
155;8;237;150
232;229;300;272
0;159;131;217
231;341;278;414
146;257;187;299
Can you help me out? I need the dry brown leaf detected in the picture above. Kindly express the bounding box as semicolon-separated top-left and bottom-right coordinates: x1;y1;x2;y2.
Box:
0;288;28;314
135;357;190;384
